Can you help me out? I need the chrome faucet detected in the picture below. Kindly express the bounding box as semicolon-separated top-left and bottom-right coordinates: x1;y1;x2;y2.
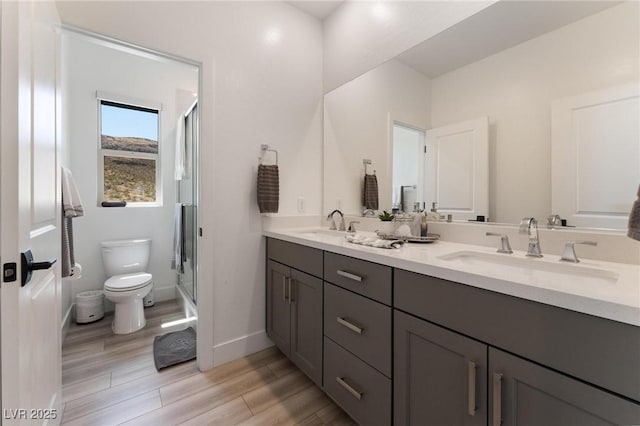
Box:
347;221;360;233
486;232;513;254
560;240;597;263
362;208;376;218
519;217;543;258
327;210;346;231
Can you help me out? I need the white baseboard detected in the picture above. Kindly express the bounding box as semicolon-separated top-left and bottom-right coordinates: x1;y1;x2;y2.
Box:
61;303;74;342
211;330;273;367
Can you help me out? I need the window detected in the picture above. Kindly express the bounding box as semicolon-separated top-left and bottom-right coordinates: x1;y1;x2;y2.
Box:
99;99;160;205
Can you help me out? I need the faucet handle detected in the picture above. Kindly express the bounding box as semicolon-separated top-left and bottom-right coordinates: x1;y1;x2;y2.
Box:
348;221;360;233
560;240;597;263
486;232;513;254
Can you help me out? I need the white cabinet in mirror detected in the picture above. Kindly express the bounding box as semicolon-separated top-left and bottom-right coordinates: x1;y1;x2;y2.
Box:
323;1;639;230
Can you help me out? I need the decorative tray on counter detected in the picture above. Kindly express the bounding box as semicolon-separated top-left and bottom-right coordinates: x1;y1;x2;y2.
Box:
375;231;440;243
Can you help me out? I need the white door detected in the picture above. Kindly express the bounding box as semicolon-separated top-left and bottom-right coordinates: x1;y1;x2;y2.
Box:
1;1;62;424
424;117;489;221
551;83;640;229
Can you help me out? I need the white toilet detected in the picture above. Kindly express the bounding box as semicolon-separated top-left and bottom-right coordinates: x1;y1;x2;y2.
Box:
101;239;153;334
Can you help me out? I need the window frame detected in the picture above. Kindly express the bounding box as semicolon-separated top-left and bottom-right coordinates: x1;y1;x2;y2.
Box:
97;92;163;207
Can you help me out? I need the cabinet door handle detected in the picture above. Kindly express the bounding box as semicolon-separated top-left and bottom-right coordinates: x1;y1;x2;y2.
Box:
336;317;363;334
492;372;503;426
336;269;363;282
282;275;288;302
336;376;362;400
288;277;294;304
468;360;477;416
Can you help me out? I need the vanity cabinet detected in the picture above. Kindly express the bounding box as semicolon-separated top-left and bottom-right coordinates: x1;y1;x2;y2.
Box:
266;236;639;426
394;269;640;425
394;310;487;426
266;239;323;387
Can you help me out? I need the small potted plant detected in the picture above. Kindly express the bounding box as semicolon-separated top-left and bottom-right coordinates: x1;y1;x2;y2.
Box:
378;210;395;234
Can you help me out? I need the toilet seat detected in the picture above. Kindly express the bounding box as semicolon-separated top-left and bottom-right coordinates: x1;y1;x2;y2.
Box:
104;272;152;292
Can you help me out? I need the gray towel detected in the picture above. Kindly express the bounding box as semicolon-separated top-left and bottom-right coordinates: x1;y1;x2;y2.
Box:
627;184;640;241
257;165;279;213
61;216;75;278
363;174;378;210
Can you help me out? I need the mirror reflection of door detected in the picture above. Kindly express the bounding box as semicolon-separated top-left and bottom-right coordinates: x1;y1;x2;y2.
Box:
392;123;426;212
424;117;489;220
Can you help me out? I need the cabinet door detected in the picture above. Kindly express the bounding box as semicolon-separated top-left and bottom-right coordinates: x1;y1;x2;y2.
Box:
394;311;487;426
489;348;640;426
266;260;291;357
290;269;323;386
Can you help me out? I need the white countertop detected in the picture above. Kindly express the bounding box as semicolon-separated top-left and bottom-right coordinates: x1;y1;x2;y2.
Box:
264;228;640;327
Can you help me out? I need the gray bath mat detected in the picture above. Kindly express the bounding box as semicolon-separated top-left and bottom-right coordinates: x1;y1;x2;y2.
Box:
153;327;196;370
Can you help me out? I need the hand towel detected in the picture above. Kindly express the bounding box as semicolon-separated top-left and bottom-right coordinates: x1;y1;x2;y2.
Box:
61;167;84;278
62;166;84;218
172;203;184;273
257;164;279;213
345;233;404;249
627;184;640;241
175;115;186;180
363;173;379;210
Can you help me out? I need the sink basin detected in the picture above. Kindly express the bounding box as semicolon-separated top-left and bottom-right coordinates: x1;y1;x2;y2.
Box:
293;229;347;238
438;251;619;286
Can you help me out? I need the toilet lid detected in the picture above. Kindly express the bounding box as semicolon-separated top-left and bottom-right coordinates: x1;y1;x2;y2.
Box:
105;272;152;291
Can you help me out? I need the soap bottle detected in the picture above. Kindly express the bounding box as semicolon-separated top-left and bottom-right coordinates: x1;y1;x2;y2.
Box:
420;212;428;237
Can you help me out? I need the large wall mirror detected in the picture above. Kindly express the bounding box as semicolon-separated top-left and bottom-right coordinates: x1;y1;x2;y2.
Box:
323;1;640;230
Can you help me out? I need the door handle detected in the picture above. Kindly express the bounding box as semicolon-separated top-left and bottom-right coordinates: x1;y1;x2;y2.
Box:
282;275;288;302
21;249;57;287
288;277;294;304
492;372;503;426
468;361;477;416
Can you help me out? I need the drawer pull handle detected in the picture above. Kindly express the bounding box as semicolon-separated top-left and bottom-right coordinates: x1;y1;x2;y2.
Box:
336;376;362;400
336;317;363;334
336;270;363;282
492;372;503;426
468;361;477;416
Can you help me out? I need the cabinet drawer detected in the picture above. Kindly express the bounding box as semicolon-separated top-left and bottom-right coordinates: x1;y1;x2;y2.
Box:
324;252;392;304
324;283;391;377
267;238;323;278
324;337;391;426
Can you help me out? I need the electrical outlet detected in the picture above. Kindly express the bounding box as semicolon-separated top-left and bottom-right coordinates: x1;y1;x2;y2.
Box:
297;197;305;213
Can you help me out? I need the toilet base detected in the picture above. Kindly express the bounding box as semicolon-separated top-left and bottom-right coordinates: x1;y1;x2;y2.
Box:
112;298;146;334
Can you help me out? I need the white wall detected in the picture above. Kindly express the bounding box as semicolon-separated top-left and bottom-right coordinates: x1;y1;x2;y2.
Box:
430;2;640;223
56;0;323;368
322;1;495;92
63;32;198;309
324;59;431;215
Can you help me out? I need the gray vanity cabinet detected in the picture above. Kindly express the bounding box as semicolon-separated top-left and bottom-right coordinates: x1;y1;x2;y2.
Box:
266;238;323;387
394;310;488;426
489;347;640;426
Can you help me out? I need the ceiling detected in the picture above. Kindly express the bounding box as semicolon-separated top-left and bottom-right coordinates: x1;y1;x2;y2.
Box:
287;1;344;20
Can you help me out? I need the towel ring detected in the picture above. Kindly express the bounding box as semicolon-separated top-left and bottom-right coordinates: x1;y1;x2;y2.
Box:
260;144;278;165
363;159;375;175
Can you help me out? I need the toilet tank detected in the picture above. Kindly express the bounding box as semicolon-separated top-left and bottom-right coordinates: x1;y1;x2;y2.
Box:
101;239;151;277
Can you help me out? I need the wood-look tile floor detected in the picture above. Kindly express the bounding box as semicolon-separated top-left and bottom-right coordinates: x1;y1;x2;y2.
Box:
61;300;354;425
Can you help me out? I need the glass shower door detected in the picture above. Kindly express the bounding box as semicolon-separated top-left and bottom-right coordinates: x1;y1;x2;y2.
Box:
177;103;198;303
